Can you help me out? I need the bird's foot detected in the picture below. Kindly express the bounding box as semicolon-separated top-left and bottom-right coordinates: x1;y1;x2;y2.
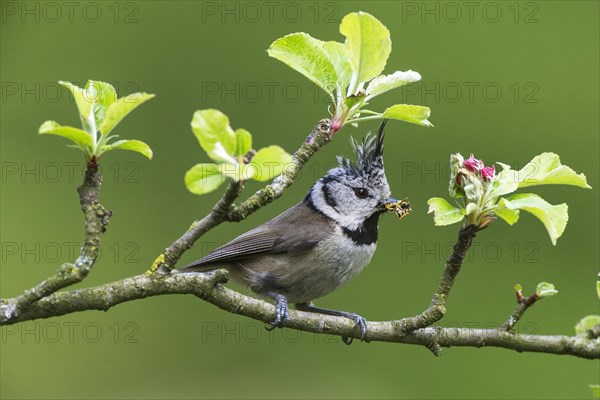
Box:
338;312;367;345
265;294;290;331
295;303;367;345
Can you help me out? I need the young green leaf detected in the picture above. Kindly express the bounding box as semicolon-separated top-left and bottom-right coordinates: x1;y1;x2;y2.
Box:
100;139;153;159
88;80;117;128
486;162;519;199
383;104;433;127
38;120;94;151
590;385;600;399
235;129;253;157
366;70;421;99
427;197;465;226
249;146;294;181
43;80;154;160
59;81;96;136
501;193;568;245
185;163;227;195
99;92;155;138
267;33;339;95
494;198;520;225
517;152;591;189
536;282;558;298
88;80;117;108
596;281;600;299
575;315;600;335
191;109;237;164
340;12;391;94
322;41;352;92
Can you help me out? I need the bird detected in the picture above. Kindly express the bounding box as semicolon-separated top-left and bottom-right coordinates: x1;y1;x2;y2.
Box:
174;120;406;343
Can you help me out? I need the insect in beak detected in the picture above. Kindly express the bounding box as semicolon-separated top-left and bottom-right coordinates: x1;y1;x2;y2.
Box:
384;198;412;220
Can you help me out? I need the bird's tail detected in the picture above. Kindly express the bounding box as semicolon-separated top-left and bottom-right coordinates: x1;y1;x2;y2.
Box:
171;262;220;275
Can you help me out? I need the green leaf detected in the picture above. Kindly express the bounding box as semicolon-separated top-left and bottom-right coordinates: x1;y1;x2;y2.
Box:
487;162;519;199
268;33;339;94
99;92;155;138
249;146;293;181
501;193;568;245
344;93;367;111
235;129;252;157
322;41;352;92
517;152;591;189
100;139;153;159
427;197;465;226
366;70;421;99
88;80;117;107
596;281;600;299
536;282;558;298
590;385;600;398
38;120;94;151
185;163;227;195
190;109;237;164
575;315;600;335
59;81;96;135
340;12;391;93
87;80;117;128
495;198;520;225
383;104;433;127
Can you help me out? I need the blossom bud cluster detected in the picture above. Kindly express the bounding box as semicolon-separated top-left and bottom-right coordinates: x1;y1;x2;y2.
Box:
464;154;496;182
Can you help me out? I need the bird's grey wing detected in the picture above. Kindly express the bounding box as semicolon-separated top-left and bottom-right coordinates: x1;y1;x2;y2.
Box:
179;201;334;271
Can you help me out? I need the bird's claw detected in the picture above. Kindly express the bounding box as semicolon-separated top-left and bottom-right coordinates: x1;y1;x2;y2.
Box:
340;312;367;345
266;294;290;331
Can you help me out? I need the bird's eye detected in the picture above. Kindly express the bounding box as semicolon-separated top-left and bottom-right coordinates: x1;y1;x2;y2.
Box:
353;188;369;199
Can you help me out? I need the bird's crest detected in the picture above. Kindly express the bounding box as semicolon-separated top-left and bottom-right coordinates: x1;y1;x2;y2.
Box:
336;120;387;183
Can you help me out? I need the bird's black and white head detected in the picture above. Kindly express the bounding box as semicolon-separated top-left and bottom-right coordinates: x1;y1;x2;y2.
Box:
306;121;397;238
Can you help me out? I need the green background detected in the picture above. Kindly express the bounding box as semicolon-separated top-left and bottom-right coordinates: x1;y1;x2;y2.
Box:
1;1;599;398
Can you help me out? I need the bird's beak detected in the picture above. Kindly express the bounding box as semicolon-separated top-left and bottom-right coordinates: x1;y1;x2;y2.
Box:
383;198;412;220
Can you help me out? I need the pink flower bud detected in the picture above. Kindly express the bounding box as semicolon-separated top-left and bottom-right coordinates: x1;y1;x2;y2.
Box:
481;165;496;181
464;154;484;172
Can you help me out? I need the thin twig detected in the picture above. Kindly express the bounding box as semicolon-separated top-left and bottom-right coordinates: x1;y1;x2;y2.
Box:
0;158;111;323
149;180;245;274
393;224;479;333
225;119;333;221
500;286;539;331
588;324;600;340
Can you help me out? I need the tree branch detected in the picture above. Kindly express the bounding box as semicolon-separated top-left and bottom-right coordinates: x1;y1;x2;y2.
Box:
151;180;245;273
3;271;598;359
225;119;332;222
500;286;540;331
0;158;111;323
393;224;479;332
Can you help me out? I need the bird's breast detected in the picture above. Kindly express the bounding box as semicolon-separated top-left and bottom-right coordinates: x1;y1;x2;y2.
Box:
281;229;377;302
317;231;377;281
234;227;377;304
